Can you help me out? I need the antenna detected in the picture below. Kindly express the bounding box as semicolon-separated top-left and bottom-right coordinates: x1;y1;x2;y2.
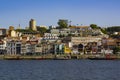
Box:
18;24;21;29
19;24;20;27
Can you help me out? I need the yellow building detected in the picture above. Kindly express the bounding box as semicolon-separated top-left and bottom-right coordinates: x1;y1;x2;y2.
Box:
64;46;71;54
7;26;17;37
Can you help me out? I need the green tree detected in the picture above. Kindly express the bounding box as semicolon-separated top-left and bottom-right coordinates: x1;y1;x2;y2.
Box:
101;28;107;34
37;27;47;36
16;29;36;32
107;26;120;33
90;24;98;29
57;19;68;29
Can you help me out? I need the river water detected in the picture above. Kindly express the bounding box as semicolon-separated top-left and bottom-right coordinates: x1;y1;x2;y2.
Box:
0;60;120;80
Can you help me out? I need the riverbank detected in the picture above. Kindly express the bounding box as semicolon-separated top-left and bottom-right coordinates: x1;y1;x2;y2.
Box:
0;54;120;60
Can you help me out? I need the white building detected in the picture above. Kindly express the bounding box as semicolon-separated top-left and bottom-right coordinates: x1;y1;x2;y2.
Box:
25;40;38;55
43;33;59;42
59;28;71;36
6;40;21;55
11;30;17;37
71;37;102;45
49;25;57;29
50;29;60;34
35;45;42;54
0;40;7;54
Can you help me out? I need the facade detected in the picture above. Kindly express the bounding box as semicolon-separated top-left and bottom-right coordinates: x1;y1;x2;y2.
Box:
54;44;64;54
102;38;117;49
10;30;17;37
26;44;36;54
42;33;59;42
50;29;60;34
25;40;38;55
71;37;102;45
69;37;102;54
6;40;21;55
35;45;42;54
64;45;71;54
37;25;48;29
40;42;54;54
59;28;71;36
29;19;37;31
0;40;6;54
7;26;17;37
92;29;103;36
70;26;92;37
18;32;40;37
116;39;120;47
21;42;27;55
49;25;57;29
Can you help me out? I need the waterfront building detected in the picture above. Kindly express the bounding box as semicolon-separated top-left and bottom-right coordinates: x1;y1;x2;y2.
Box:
101;49;113;54
71;37;102;45
63;36;103;54
64;45;71;54
6;40;21;55
26;43;36;55
21;44;26;55
29;19;37;31
21;40;27;55
54;43;64;54
35;44;42;55
102;38;117;49
0;40;6;54
25;40;38;55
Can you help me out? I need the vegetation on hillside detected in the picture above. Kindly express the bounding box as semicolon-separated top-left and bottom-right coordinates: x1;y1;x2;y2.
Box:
90;24;99;29
37;27;48;36
57;19;68;29
16;29;36;33
106;26;120;33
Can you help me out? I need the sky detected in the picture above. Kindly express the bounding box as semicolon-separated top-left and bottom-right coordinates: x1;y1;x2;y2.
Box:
0;0;120;29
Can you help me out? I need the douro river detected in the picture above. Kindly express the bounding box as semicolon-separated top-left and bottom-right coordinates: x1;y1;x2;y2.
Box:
0;60;120;80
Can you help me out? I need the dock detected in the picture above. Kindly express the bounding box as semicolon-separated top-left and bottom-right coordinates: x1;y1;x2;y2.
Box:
0;54;120;60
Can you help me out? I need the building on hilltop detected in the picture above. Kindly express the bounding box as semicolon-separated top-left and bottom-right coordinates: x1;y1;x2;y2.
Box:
29;19;37;31
42;33;59;42
7;26;17;37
